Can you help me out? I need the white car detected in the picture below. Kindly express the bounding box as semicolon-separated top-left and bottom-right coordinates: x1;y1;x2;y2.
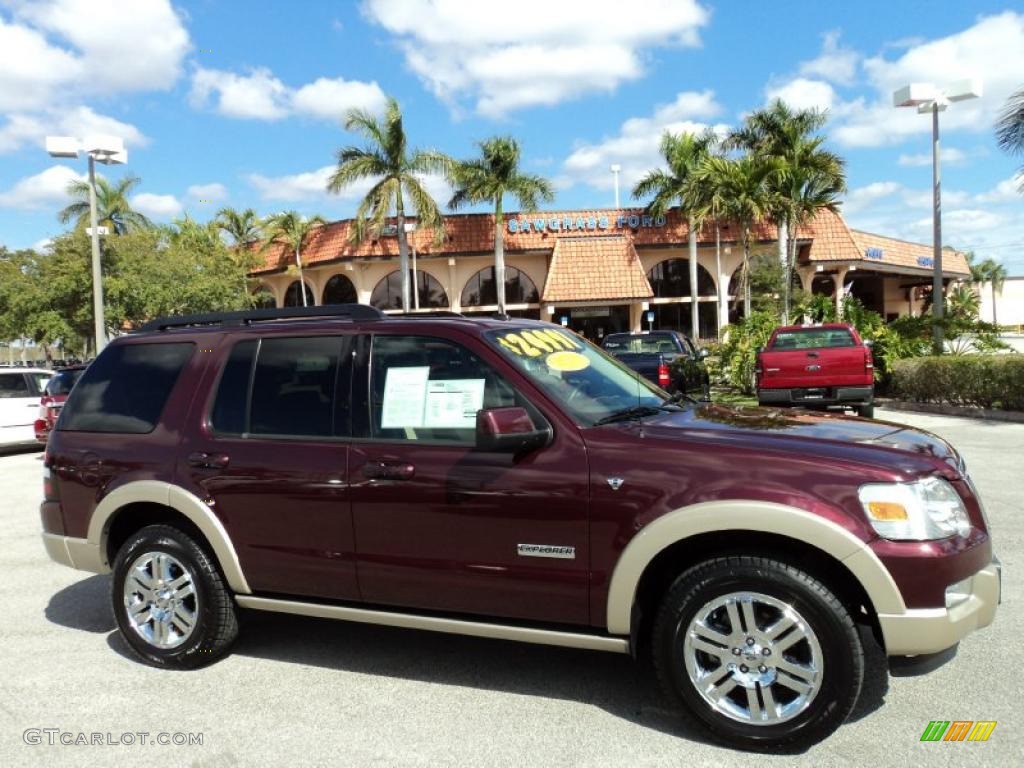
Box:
0;367;52;449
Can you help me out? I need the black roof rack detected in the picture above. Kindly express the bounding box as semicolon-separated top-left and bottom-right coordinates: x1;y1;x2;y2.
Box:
139;304;386;332
392;310;465;318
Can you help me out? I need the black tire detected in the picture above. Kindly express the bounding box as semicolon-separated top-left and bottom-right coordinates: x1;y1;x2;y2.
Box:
111;524;238;669
856;403;875;418
651;556;863;752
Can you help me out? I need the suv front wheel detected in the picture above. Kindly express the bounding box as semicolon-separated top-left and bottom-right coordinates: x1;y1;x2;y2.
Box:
112;524;238;669
652;555;864;751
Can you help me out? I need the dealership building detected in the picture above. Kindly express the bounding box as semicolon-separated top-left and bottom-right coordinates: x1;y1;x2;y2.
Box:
252;208;970;341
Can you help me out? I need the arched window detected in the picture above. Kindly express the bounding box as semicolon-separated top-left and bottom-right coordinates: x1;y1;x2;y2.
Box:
251;287;276;309
322;273;358;305
647;258;716;297
461;266;539;306
283;280;315;307
370;270;449;310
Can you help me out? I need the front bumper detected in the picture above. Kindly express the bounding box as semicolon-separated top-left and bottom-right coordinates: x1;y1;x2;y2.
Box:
878;558;1001;656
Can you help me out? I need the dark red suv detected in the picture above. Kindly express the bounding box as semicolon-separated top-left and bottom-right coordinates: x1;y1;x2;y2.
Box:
40;305;1000;751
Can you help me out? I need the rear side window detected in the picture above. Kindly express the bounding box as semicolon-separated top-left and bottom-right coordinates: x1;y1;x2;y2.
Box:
60;343;193;433
210;341;257;434
771;329;856;350
0;373;30;398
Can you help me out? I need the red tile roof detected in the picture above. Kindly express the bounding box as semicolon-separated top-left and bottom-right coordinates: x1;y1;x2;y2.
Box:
849;230;970;276
250;206;968;278
541;236;653;303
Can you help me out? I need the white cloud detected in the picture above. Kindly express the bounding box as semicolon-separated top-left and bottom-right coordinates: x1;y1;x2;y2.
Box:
561;90;725;194
362;0;709;116
975;176;1023;204
291;77;388;121
831;12;1024;147
186;183;228;203
0;106;147;155
246;165;339;201
897;147;967;167
32;237;53;252
798;30;859;86
190;67;387;123
190;67;290;120
131;192;182;219
0;0;188;110
841;181;902;214
764;78;836;112
0;165;83;209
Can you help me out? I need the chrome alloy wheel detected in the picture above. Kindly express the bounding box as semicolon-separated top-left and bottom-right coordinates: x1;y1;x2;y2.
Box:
122;551;199;650
683;591;823;726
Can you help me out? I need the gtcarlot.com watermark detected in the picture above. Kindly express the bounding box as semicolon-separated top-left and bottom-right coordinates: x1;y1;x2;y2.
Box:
24;729;203;747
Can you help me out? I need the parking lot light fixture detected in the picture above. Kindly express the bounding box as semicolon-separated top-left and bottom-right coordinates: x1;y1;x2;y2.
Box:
46;135;128;353
893;79;982;354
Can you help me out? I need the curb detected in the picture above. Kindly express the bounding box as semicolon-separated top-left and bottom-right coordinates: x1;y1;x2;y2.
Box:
876;399;1024;424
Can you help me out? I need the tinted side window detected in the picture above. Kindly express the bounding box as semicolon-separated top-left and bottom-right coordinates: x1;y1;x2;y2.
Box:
368;335;519;444
0;373;29;398
210;340;257;434
60;343;193;433
249;337;342;437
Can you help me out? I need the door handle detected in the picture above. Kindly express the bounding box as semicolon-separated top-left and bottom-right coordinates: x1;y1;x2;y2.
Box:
187;451;230;469
362;461;415;480
806;351;819;358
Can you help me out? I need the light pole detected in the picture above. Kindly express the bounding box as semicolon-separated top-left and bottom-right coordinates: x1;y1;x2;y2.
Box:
610;164;621;209
893;80;981;353
46;135;127;354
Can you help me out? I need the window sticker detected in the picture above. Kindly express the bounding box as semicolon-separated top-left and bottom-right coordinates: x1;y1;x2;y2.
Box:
495;328;589;371
545;350;590;372
381;366;430;428
424;379;486;428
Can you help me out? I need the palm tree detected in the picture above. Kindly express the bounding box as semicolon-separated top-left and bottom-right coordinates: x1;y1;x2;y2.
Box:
689;139;730;337
633;130;716;338
698;155;780;317
214;207;262;247
448;137;553;314
261;211;326;307
58;175;153;233
996;85;1024;188
215;207;264;303
326;96;452;312
728;100;845;322
971;256;1009;326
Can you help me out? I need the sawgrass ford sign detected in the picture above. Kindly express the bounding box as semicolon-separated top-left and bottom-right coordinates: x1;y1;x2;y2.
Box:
508;212;667;234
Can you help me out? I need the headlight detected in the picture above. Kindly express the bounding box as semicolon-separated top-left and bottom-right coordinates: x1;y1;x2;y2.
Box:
858;477;971;540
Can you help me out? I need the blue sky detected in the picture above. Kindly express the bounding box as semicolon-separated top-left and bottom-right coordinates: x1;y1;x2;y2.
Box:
1;0;1022;272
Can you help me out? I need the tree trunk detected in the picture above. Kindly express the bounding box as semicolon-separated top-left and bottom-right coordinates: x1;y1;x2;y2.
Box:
787;224;800;324
688;217;699;339
715;222;723;338
396;194;411;313
742;229;752;319
779;218;790;324
295;245;308;307
495;195;506;314
992;282;998;327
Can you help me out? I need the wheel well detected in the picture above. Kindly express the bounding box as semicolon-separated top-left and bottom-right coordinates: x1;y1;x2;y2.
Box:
104;502;210;568
630;530;882;655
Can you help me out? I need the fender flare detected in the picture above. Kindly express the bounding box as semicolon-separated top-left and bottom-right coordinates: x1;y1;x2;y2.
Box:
87;480;251;594
604;500;904;635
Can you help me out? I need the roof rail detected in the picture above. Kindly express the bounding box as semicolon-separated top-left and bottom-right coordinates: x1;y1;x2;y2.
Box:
392;310;465;318
139;304;386;332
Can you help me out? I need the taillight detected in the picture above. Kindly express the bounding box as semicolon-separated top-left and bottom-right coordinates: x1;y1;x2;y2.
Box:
865;348;874;371
43;463;58;501
658;362;670;389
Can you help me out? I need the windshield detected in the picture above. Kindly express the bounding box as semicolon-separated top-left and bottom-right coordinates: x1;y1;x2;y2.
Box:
486;326;666;426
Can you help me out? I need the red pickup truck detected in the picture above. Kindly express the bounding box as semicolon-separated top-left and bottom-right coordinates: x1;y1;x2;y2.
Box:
756;323;875;417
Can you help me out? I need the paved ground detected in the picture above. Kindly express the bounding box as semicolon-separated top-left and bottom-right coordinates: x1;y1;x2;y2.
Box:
1;409;1021;767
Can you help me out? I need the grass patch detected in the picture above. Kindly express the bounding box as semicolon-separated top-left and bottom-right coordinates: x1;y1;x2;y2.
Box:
711;388;758;407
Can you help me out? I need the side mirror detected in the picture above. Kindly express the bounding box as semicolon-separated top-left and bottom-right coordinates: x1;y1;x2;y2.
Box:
863;339;874;348
698;348;710;359
476;407;551;454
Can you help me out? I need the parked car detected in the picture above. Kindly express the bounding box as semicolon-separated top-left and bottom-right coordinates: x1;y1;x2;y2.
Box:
756;323;875;417
601;330;710;399
41;305;999;751
0;367;52;449
34;365;87;443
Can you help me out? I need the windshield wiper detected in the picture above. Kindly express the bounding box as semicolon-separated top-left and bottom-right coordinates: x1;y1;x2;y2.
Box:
593;405;663;426
663;391;700;406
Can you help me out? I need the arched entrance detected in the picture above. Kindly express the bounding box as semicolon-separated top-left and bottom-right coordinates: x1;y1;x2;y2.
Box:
322;273;358;305
646;258;718;338
370;270;449;310
460;265;540;319
283;280;315;307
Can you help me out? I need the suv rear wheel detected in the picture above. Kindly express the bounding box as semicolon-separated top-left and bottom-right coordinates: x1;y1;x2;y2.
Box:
112;524;238;669
651;556;863;751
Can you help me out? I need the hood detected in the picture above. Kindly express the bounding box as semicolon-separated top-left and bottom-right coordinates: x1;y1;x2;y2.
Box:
640;403;959;468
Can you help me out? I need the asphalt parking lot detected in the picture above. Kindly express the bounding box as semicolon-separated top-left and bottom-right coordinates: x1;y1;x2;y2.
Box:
1;408;1020;767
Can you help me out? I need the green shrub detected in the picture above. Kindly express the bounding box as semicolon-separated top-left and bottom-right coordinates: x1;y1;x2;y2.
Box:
892;355;1024;411
719;311;778;395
